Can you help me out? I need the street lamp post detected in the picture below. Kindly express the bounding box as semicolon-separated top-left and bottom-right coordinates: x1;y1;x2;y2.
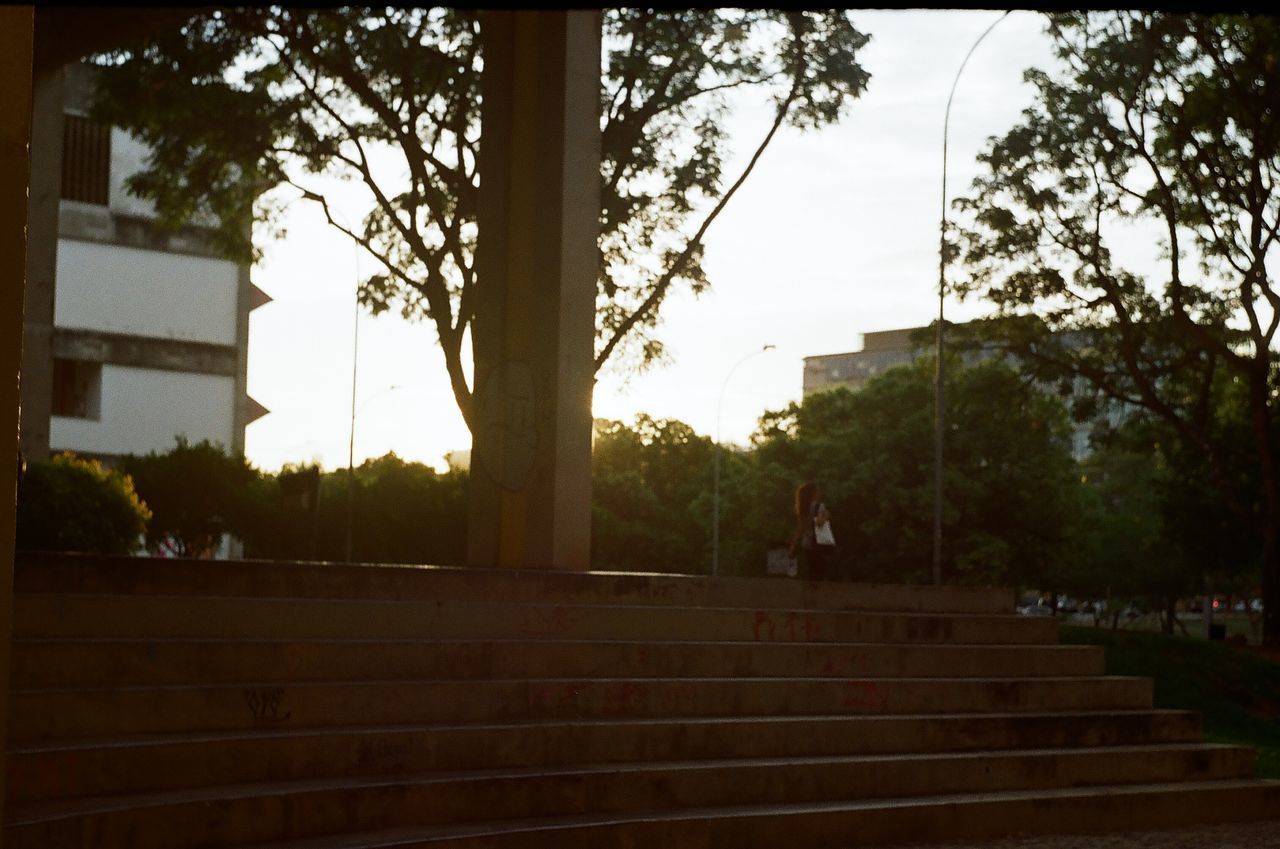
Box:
345;383;402;561
713;344;775;576
338;217;362;564
296;194;365;562
934;11;1010;587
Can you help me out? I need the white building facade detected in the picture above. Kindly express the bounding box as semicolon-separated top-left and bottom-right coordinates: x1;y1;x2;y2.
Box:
21;62;268;464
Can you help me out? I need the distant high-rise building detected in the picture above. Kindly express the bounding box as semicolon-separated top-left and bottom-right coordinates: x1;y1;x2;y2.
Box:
803;326;936;396
802;323;1125;460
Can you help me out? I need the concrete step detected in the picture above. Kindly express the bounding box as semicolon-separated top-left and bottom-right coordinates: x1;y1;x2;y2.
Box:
12;595;1057;644
7;710;1204;803
10;676;1153;743
176;780;1280;848
14;552;1016;614
4;744;1254;849
10;638;1106;687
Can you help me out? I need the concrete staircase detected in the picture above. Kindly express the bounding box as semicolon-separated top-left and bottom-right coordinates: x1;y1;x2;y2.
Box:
7;553;1278;847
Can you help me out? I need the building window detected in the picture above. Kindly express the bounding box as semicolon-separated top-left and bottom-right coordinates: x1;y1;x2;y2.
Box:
52;359;102;420
61;114;112;205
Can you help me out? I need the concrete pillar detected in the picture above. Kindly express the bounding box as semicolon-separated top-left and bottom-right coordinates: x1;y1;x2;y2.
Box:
232;260;253;456
1;6;36;835
467;11;601;571
18;62;62;461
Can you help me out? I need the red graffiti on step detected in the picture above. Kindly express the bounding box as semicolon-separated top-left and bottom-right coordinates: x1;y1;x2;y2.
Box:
526;681;581;711
818;649;870;676
842;680;885;711
602;681;645;715
754;610;823;642
782;611;823;641
659;682;697;712
752;610;776;641
522;605;582;637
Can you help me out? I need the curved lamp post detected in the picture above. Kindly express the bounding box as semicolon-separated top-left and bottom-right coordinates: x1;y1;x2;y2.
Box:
934;11;1010;586
344;383;403;561
334;212;362;564
713;344;775;576
296;195;366;563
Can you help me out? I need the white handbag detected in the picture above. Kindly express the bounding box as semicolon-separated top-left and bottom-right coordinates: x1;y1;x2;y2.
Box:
814;518;835;547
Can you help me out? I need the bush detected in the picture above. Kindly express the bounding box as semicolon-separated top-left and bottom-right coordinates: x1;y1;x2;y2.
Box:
121;437;260;557
239;454;468;565
16;453;151;555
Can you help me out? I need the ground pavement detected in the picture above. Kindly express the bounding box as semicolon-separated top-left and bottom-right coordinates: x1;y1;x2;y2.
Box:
874;820;1280;849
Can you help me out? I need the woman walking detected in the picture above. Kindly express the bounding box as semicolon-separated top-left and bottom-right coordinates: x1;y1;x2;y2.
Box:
789;481;837;581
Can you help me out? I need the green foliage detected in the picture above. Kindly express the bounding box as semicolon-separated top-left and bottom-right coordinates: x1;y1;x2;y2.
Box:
15;453;151;555
121;437;261;557
330;453;468;565
955;12;1280;642
1060;374;1266;622
1065;442;1194;627
90;10;870;425
594;11;869;371
241;453;468;566
240;463;323;561
592;415;715;573
680;355;1080;583
736;358;1080;586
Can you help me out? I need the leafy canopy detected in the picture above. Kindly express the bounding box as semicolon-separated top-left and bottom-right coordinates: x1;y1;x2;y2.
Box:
592;415;716;573
748;358;1080;587
121;437;261;558
91;9;870;427
16;453;151;555
953;12;1280;642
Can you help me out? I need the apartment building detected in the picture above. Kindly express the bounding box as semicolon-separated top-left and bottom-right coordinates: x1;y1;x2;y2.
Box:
19;62;268;464
802;323;1123;459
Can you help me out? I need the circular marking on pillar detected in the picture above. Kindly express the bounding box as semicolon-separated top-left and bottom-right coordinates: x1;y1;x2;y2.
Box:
475;360;539;491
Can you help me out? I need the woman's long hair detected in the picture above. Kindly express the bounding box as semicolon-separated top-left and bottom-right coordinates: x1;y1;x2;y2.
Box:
794;481;818;522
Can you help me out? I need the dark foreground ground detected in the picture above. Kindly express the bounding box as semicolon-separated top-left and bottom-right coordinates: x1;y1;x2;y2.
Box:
872;820;1280;849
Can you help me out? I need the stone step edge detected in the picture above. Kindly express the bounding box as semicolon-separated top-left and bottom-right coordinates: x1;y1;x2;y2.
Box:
12;594;1035;622
7;709;1201;756
11;636;1092;649
5;743;1252;827
13;555;1015;609
10;639;1101;686
14;674;1147;696
183;780;1280;849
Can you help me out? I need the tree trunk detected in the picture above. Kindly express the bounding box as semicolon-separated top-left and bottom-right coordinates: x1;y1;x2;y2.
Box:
1264;520;1279;646
1161;596;1176;635
1247;369;1279;647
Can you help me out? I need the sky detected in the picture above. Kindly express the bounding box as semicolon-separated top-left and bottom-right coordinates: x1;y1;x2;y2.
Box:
243;10;1064;473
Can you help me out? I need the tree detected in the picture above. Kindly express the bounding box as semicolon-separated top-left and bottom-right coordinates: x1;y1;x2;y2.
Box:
744;358;1081;587
237;454;468;565
592;415;714;573
1070;442;1191;633
326;453;468;565
16;453;151;555
241;463;323;562
954;13;1280;643
121;437;261;557
90;9;870;428
1089;376;1265;619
